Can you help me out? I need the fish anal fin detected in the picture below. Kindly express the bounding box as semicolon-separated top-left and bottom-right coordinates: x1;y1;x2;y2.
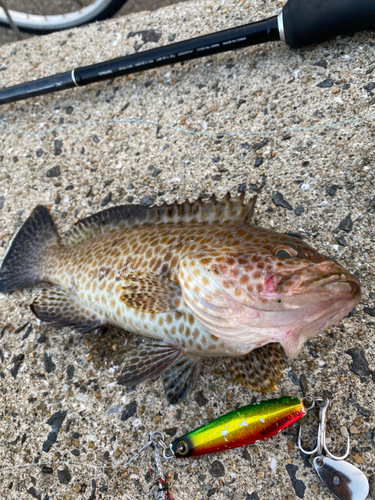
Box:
225;343;284;393
118;272;181;313
31;286;105;333
67;193;257;246
162;354;201;404
117;340;184;386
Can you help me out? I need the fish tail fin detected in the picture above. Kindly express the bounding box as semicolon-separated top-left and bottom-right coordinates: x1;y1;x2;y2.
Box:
0;206;60;293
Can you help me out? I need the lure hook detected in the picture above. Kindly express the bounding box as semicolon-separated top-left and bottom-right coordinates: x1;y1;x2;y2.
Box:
298;396;350;461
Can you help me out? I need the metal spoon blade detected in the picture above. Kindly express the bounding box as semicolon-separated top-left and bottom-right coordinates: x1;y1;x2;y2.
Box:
314;456;369;500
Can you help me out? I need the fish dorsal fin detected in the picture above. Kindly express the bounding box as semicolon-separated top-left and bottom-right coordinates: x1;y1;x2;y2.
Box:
66;192;257;246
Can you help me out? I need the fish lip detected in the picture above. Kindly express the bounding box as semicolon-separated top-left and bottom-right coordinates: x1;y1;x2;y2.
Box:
294;272;360;297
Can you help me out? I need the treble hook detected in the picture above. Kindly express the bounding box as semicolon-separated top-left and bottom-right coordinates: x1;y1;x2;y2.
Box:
298;396;350;460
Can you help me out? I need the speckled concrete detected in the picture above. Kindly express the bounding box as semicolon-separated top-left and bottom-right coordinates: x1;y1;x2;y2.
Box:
0;1;375;499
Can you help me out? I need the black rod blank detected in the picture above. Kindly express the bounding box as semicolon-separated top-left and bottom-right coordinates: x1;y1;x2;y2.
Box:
0;17;279;105
2;0;375;105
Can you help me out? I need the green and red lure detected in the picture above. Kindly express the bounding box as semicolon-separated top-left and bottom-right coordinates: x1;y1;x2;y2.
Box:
170;396;305;458
127;396;369;500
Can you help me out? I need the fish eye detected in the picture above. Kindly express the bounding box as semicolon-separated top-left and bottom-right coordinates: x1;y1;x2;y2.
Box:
176;440;189;455
275;248;295;258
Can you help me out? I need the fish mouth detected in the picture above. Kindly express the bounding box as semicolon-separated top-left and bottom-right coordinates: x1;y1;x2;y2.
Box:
301;273;360;298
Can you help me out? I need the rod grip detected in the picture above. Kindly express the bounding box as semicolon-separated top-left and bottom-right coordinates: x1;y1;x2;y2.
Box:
282;0;375;48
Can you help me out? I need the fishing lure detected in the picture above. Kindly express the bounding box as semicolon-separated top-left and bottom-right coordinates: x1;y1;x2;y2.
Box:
170;396;305;458
127;396;369;500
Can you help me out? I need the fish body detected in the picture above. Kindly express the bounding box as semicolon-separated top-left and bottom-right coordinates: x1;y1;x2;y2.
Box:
0;194;361;403
170;396;306;457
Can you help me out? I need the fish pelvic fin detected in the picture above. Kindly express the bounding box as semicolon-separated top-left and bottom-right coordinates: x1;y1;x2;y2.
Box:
67;192;257;246
31;286;106;333
117;339;184;386
0;206;60;293
118;272;181;313
162;354;201;404
225;343;285;393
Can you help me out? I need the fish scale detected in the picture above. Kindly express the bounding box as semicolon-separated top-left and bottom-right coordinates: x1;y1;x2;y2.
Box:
0;193;361;403
45;224;255;357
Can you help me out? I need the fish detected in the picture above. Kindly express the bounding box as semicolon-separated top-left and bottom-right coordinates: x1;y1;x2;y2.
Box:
0;193;361;403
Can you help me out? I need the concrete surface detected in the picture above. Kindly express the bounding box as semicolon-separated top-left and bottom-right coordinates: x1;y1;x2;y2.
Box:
0;0;375;499
0;0;183;45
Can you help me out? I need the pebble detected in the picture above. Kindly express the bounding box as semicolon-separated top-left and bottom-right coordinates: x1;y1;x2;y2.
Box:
105;404;122;415
364;307;375;317
54;139;63;156
168;33;175;42
46;165;61;178
299;373;309;395
313;60;327;69
369;475;375;498
163;427;178;437
194;390;208;407
316;79;333;88
66;106;74;115
337;236;348;247
120;401;137;421
326;184;339;196
22;325;33;340
338;213;353;232
294;206;303;216
254;156;263;168
238;183;246;193
151;168;161;177
36;149;43;158
363;83;375;93
140;195;156;206
286;464;306;498
0;197;4;210
44;352;56;373
11;353;24;378
253;138;268;151
246;493;260;500
13;322;29;334
288;371;299;386
346;349;372;380
57;468;71;485
101;192;112;207
352;454;364;464
210;460;225;477
272;192;293;210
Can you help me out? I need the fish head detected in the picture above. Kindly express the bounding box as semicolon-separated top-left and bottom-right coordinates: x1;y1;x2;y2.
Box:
179;229;361;358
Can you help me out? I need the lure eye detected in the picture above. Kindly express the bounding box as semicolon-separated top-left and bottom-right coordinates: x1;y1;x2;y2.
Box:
176;440;189;456
275;248;294;258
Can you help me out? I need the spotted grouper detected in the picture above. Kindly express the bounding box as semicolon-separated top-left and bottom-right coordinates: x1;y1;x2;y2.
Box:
0;194;361;403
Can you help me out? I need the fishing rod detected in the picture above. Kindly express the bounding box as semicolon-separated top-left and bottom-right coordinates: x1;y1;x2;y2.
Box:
1;0;375;105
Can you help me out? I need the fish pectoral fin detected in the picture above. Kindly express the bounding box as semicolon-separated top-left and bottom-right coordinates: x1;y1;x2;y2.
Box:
162;354;201;404
117;339;184;386
30;286;106;334
118;272;181;313
225;343;285;393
